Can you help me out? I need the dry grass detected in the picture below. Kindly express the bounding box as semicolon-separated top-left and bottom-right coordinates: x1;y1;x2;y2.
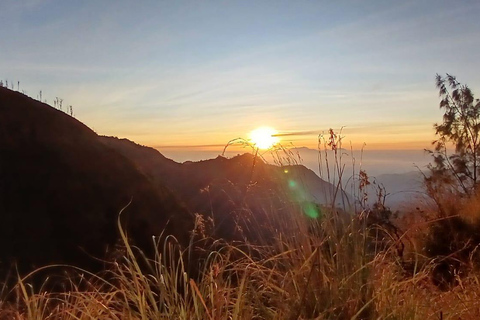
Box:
4;199;480;320
3;143;480;319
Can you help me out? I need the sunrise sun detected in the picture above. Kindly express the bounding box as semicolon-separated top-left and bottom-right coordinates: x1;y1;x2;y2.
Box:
249;127;280;149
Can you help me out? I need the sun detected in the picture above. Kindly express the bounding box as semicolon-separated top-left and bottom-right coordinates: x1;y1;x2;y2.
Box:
249;127;279;149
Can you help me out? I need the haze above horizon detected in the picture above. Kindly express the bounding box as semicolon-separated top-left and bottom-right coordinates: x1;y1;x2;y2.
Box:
1;1;479;151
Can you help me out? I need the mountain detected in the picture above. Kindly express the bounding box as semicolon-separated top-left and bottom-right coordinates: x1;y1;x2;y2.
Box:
0;86;352;281
100;137;352;242
0;87;192;277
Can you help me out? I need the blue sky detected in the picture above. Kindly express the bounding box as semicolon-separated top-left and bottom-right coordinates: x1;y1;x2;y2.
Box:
1;0;480;151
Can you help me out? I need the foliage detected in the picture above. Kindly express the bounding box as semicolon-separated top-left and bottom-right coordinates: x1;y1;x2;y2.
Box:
419;74;480;290
426;74;480;197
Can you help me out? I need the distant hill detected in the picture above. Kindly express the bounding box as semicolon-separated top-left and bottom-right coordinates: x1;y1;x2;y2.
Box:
267;147;430;211
266;146;430;178
100;137;352;242
0;87;192;277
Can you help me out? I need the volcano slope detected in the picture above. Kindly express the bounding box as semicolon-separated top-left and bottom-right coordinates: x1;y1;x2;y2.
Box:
0;87;192;278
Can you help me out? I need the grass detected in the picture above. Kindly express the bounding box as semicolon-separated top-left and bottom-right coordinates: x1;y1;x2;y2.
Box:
3;140;480;319
0;223;478;318
4;205;480;319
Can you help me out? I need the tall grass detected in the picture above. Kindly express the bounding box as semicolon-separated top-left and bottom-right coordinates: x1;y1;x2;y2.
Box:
3;135;480;319
5;204;479;319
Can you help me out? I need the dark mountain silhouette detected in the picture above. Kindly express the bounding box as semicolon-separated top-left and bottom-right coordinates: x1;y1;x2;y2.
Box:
0;85;351;283
0;87;192;278
100;137;352;243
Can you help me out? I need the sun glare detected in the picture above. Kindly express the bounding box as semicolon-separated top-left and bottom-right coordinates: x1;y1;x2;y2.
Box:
249;127;279;149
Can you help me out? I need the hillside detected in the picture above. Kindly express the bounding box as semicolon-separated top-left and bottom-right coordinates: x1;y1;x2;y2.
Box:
100;136;351;242
0;87;192;277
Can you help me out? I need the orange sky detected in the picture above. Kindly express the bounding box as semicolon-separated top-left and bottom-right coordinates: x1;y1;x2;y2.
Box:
1;1;478;153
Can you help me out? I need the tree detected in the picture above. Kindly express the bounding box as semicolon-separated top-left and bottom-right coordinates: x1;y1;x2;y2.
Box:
426;74;480;196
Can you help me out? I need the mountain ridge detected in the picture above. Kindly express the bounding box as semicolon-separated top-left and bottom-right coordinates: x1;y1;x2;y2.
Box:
0;86;354;281
0;87;192;277
101;136;353;241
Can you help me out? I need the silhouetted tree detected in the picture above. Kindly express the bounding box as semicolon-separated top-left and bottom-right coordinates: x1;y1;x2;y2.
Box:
426;74;480;196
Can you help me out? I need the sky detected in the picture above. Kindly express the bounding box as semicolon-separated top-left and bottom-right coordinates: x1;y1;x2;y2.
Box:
1;0;480;156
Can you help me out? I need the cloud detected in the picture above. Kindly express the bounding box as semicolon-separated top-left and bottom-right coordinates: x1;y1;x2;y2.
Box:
154;144;227;149
273;130;320;137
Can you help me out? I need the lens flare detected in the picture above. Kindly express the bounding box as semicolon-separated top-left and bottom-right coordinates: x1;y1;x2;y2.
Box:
284;170;321;219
